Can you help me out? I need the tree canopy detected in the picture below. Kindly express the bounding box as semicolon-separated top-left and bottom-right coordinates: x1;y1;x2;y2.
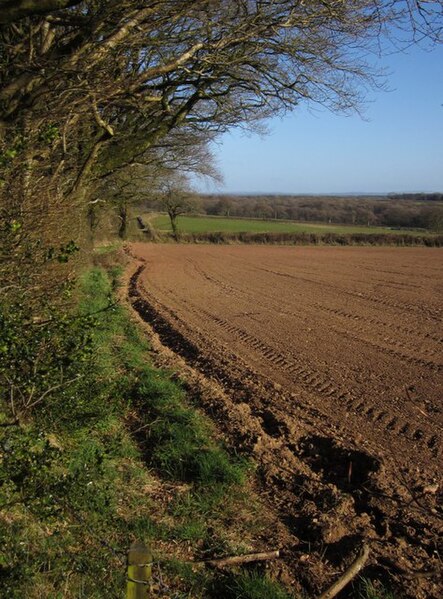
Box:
0;1;441;237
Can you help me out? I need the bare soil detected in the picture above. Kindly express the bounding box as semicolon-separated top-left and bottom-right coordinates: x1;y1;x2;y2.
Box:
127;243;443;598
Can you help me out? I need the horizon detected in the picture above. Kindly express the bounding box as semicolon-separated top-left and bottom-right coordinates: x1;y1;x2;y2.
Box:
196;190;442;197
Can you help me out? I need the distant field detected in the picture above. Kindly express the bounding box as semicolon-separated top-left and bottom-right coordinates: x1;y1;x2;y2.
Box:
149;214;427;236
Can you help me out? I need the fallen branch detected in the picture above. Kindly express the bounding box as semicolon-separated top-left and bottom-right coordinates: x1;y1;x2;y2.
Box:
195;550;280;569
317;544;370;599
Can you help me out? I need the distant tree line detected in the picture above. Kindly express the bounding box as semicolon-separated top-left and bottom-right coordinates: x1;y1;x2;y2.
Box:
196;195;443;232
387;193;443;202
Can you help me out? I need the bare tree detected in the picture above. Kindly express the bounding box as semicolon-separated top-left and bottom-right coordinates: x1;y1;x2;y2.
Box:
94;126;220;239
157;177;199;240
1;1;441;207
215;197;234;217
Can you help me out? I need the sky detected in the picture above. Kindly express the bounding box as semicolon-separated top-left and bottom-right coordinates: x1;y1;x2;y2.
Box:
198;42;443;195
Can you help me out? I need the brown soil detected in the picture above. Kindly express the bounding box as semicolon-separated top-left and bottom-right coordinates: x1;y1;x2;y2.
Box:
127;243;443;598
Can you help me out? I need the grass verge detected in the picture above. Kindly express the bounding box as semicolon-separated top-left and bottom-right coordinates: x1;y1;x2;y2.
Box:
0;260;292;598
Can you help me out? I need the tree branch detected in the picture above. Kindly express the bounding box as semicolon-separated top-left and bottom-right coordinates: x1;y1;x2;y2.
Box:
0;0;83;24
317;544;370;599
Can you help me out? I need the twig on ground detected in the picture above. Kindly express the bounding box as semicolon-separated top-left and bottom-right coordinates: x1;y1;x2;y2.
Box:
193;550;280;569
317;544;370;599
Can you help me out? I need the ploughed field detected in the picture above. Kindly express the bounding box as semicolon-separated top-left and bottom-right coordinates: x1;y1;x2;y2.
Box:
129;243;443;598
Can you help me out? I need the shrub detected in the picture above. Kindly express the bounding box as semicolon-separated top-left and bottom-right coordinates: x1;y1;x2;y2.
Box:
173;230;443;247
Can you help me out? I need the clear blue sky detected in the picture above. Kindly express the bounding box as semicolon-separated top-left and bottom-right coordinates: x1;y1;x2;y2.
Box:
199;43;443;195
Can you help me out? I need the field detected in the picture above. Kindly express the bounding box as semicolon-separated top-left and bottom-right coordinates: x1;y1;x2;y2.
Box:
128;243;442;599
150;213;428;236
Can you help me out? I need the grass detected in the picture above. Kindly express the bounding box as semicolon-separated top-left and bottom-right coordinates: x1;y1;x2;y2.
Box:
210;570;294;599
150;213;428;236
132;370;247;485
357;579;396;599
0;258;292;599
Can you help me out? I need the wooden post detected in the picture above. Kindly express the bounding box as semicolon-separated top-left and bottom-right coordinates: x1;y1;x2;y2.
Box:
127;541;152;599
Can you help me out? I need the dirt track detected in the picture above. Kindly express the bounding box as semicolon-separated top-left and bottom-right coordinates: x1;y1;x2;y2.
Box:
128;243;443;598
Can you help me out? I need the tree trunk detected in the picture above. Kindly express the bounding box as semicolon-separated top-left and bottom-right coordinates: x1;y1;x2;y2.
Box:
167;209;178;240
118;203;128;239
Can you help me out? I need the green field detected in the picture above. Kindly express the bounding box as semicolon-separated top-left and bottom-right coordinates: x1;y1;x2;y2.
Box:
150;214;427;236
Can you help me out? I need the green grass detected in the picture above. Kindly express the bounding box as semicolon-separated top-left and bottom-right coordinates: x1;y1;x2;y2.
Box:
223;571;291;599
150;213;427;236
358;579;396;599
0;262;291;599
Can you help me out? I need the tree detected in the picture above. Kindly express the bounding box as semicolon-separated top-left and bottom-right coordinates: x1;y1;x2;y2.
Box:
1;1;441;210
0;1;83;24
421;206;443;232
158;178;199;240
254;199;274;220
215;197;234;217
93;126;220;239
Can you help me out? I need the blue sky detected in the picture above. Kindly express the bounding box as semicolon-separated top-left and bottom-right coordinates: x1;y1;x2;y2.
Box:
200;43;443;195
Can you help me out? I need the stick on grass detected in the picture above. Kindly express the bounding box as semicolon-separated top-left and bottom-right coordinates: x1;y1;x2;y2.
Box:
195;550;280;569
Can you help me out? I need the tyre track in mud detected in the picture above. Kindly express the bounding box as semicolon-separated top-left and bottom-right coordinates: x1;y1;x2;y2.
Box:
189;259;442;365
132;245;442;466
190;255;443;354
194;308;440;455
128;245;443;599
255;266;442;322
184;257;443;445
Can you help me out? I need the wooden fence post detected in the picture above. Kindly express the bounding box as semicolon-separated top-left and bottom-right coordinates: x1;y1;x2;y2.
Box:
126;541;152;599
